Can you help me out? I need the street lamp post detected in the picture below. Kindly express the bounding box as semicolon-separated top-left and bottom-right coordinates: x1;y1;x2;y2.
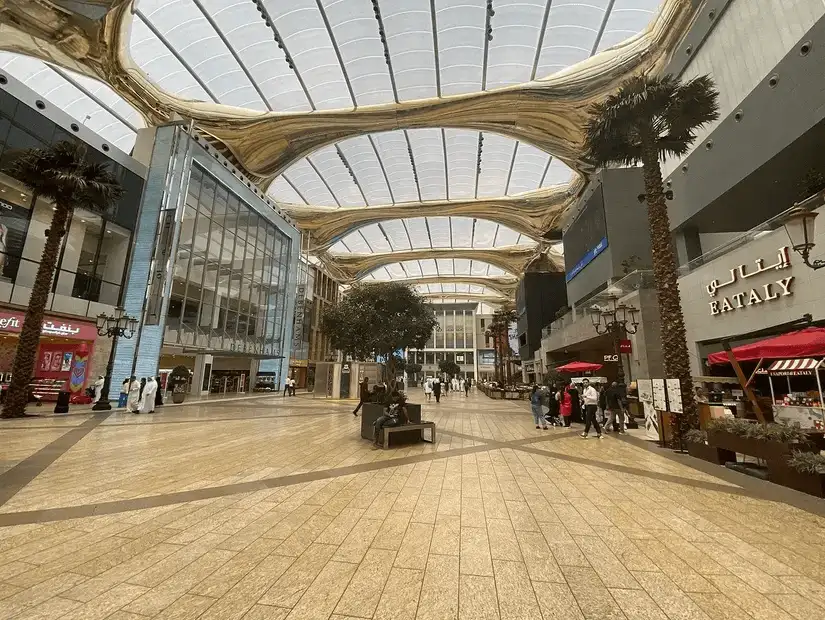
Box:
91;307;138;411
589;295;639;384
784;207;824;270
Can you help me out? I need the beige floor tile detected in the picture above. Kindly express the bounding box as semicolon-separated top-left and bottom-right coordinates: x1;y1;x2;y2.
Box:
461;496;486;525
516;531;564;583
188;536;281;598
533;582;585;620
202;554;296;619
486;518;522;562
411;493;441;524
481;493;509;520
315;508;366;546
258;545;336;608
417;554;459;620
633;571;712;620
610;588;668;620
3;595;82;620
439;489;463;517
286;560;358;620
432;514;462;556
395;522;434;570
505;501;540;532
335;548;396;618
63;583;148;620
460;527;494;577
574;536;639;589
153;594;217;619
769;593;825;620
373;511;413;551
687;593;750;620
373;567;424;620
706;574;795;620
459;574;499;620
242;604;290;620
333;518;384;564
492;559;542;620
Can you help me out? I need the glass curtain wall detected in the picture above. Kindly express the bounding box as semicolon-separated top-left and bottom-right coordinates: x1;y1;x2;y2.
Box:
164;162;290;356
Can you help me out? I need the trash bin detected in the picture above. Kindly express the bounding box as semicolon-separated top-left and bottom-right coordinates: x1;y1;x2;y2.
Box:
54;390;71;414
118;392;128;408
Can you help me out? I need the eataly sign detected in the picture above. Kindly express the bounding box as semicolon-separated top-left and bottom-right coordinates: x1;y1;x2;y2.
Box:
705;247;794;316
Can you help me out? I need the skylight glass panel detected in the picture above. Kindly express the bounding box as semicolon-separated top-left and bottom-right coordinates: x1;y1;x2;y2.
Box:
199;0;311;111
415;284;430;294
469;285;484;294
436;0;485;96
444;130;479;200
321;0;395;106
471;260;492;276
0;54;143;152
385;262;408;280
596;0;660;52
427;217;452;248
419;259;438;276
372;131;419;202
507;143;551;195
370;267;393;280
267;0;352;110
453;259;471;275
476;133;515;197
329;240;350;253
338;136;393;204
541;158;575;186
136;0;265;110
450;218;474;247
359;224;392;252
406;218;432;249
382;1;438;101
309;146;365;206
129;15;213;102
436;258;455;275
380;220;412;251
280;161;336;204
268;176;307;204
442;283;457;293
536;0;612;77
408;129;446;201
488;265;507;276
340;231;370;253
472;220;498;248
401;261;424;277
495;225;520;246
485;0;546;89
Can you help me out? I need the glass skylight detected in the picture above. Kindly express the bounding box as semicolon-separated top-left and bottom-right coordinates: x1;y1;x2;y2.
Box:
366;259;508;280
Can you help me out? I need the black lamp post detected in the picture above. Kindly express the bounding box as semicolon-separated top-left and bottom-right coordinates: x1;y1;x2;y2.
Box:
784;207;824;270
589;294;639;383
91;306;138;411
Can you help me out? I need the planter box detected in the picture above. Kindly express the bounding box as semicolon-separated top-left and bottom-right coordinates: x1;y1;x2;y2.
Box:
707;430;815;462
768;459;825;497
686;441;736;465
361;402;422;443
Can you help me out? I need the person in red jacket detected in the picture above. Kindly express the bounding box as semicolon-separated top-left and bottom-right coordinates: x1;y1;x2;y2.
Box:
558;384;573;427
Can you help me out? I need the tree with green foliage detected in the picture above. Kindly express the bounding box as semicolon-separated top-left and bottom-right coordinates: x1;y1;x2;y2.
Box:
487;303;517;386
438;359;461;380
2;141;123;418
321;282;437;389
583;74;719;443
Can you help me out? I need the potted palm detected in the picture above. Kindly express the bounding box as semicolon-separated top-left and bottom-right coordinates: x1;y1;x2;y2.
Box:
583;75;720;444
168;365;191;404
2;141;123;418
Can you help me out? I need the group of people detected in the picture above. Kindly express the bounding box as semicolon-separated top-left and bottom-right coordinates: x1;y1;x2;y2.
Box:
530;379;628;439
423;376;471;402
121;376;162;414
282;376;297;396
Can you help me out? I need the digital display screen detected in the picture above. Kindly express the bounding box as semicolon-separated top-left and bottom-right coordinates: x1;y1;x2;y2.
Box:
564;186;608;282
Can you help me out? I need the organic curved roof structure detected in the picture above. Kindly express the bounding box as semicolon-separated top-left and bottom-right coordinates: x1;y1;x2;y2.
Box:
0;0;699;299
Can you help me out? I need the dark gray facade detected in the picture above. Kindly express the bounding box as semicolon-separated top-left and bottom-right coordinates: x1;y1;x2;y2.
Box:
516;272;567;363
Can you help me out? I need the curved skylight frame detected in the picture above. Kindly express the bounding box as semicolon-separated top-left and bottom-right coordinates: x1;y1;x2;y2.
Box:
365;259;508;281
415;283;502;296
330;217;537;254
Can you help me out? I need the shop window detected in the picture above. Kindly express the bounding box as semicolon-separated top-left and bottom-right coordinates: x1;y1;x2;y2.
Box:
435;351;444;364
446;352;455;363
425;351;435;365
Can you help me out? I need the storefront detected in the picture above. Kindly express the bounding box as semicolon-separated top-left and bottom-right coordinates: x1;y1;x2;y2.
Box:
0;309;99;401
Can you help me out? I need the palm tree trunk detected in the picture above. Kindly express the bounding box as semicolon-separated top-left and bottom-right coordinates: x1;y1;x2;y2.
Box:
640;146;698;443
2;203;71;418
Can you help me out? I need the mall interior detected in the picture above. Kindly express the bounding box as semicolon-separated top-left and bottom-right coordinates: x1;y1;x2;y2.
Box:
2;2;825;619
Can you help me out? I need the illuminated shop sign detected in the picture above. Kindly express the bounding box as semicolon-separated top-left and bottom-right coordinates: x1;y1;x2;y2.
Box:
705;247;794;316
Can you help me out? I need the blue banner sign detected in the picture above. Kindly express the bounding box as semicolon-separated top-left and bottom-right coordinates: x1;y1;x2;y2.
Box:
565;236;608;282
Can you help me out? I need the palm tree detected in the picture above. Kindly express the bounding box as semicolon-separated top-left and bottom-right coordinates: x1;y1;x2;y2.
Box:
583;74;719;443
489;304;517;386
2;141;123;418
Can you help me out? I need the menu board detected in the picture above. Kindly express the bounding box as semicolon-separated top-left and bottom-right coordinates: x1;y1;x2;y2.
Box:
637;379;653;403
652;379;667;410
666;379;683;413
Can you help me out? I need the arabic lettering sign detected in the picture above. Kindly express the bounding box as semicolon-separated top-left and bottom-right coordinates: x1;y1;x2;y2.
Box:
0;311;97;340
705;247;793;316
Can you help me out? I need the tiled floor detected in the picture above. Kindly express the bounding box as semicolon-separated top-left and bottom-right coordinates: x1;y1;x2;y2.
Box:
1;391;824;619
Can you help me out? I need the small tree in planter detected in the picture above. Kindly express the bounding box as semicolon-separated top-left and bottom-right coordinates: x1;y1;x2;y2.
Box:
322;283;438;393
706;418;814;462
169;366;191;404
438;359;461;382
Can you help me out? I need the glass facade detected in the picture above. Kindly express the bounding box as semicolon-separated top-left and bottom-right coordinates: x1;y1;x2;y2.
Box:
0;86;140;317
163;162;291;357
409;304;477;378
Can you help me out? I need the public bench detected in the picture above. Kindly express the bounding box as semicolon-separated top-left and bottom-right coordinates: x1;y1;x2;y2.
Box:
380;422;436;449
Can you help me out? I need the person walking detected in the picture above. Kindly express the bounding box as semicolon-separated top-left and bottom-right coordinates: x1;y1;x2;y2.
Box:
283;376;290;397
353;377;370;416
558;384;573;427
92;375;105;403
119;378;130;408
463;378;470;397
433;377;442;403
580;379;603;439
127;376;141;413
424;377;433;402
140;377;157;413
603;381;627;434
530;385;548;430
567;380;582;423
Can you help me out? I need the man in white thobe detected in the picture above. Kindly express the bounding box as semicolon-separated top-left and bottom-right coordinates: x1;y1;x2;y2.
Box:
140;377;157;414
92;375;105;403
127;376;141;413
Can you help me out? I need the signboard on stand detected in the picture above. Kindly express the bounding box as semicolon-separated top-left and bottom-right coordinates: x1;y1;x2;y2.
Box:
651;379;667;410
665;379;682;413
637;379;658;440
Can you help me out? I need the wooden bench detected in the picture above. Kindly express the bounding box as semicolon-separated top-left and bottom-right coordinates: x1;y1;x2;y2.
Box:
381;422;436;449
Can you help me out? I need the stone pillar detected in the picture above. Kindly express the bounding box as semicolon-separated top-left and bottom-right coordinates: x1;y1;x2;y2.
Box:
191;354;213;396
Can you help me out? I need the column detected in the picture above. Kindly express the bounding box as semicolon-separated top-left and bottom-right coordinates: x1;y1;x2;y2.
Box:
191;354;213;396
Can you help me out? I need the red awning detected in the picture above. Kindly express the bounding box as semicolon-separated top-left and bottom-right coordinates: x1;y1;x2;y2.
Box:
555;361;603;373
707;327;825;365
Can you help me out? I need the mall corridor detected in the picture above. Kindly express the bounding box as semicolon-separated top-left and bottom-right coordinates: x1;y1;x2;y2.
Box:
1;392;824;620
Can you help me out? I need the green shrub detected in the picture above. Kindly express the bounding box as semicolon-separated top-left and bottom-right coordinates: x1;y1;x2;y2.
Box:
788;450;825;475
684;429;706;444
706;418;809;444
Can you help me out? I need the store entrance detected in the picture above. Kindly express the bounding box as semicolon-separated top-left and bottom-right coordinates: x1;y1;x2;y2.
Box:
209;370;247;394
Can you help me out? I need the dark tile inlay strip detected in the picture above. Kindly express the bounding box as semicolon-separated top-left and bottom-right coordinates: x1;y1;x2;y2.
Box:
0;411;112;508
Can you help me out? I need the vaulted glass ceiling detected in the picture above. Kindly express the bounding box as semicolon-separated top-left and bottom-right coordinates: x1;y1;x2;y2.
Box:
415;284;501;297
366;260;508;281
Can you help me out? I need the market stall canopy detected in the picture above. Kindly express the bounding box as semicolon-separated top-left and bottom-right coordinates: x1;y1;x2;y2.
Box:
707;327;825;365
767;358;823;376
555;361;603;373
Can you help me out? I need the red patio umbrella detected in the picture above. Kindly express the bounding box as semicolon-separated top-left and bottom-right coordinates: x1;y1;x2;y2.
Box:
555;361;603;373
707;327;825;365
